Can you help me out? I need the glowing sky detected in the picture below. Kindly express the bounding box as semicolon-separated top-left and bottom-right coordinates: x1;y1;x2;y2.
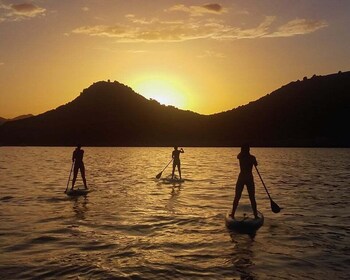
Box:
0;0;349;118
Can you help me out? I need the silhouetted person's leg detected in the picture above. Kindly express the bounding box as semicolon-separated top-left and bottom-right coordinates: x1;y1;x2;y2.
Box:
80;164;88;189
172;163;176;179
231;181;244;218
177;163;181;179
72;166;78;189
247;184;258;219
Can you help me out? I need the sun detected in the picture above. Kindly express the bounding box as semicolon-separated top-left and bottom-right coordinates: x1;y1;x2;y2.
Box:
132;77;187;109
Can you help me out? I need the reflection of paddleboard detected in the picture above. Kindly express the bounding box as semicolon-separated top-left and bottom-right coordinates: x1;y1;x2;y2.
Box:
66;188;90;196
225;211;264;233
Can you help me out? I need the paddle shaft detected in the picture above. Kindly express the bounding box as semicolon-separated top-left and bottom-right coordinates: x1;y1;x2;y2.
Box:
161;158;173;173
254;165;272;200
65;160;75;193
156;158;173;179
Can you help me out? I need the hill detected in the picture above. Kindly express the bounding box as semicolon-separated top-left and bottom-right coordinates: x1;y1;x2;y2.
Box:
208;72;350;146
0;72;349;147
0;114;34;125
0;81;206;146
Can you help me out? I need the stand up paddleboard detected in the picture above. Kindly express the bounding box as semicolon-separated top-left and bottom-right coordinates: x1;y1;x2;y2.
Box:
161;177;185;183
66;188;90;196
158;175;186;184
225;211;264;234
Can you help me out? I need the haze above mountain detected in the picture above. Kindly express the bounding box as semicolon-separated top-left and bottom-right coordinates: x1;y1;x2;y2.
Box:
0;71;349;147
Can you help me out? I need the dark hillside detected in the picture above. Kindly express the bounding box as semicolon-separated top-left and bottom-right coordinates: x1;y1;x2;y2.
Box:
0;81;206;146
208;72;350;146
0;114;33;125
0;72;349;147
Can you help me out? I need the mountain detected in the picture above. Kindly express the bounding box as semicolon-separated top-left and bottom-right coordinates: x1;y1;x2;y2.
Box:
0;72;349;147
208;72;350;147
0;114;34;125
0;81;207;146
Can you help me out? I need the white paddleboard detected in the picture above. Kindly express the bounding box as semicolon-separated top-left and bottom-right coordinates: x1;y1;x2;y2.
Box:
225;211;264;233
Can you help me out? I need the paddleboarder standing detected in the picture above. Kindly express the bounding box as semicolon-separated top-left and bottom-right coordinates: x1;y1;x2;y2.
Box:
172;146;184;179
71;145;88;190
231;144;258;219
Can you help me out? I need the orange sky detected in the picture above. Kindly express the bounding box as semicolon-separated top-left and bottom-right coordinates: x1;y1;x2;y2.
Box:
0;0;349;118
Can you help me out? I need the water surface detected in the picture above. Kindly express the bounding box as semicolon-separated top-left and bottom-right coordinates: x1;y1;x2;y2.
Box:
0;147;349;279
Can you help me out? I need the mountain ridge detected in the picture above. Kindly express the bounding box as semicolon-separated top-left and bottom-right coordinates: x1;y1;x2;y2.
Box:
0;114;34;125
0;71;349;147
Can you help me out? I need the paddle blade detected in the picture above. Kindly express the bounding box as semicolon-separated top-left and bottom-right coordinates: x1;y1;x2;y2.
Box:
156;172;162;179
270;200;281;213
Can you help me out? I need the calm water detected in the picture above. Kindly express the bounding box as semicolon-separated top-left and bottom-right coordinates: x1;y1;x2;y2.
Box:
0;147;349;280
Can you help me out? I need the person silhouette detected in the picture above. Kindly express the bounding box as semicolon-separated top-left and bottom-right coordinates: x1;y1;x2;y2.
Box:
231;144;258;219
71;145;88;190
172;146;184;179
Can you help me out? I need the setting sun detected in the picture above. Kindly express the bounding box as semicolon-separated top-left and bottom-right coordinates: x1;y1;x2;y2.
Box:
132;77;188;109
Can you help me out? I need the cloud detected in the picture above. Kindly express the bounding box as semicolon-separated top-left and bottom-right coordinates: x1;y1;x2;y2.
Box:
212;16;276;40
71;4;328;43
125;14;161;25
82;7;90;12
202;4;223;13
72;19;215;42
73;25;129;39
268;18;328;37
167;3;227;17
11;3;45;16
0;2;46;22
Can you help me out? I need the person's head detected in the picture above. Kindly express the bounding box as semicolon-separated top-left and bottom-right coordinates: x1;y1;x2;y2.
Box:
77;144;82;149
241;144;250;154
174;146;178;150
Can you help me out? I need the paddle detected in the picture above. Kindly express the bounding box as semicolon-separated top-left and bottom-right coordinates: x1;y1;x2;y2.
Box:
156;159;173;179
64;160;74;193
254;165;281;213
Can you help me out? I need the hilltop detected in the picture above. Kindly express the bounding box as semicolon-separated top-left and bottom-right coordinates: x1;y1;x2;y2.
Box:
0;72;349;147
